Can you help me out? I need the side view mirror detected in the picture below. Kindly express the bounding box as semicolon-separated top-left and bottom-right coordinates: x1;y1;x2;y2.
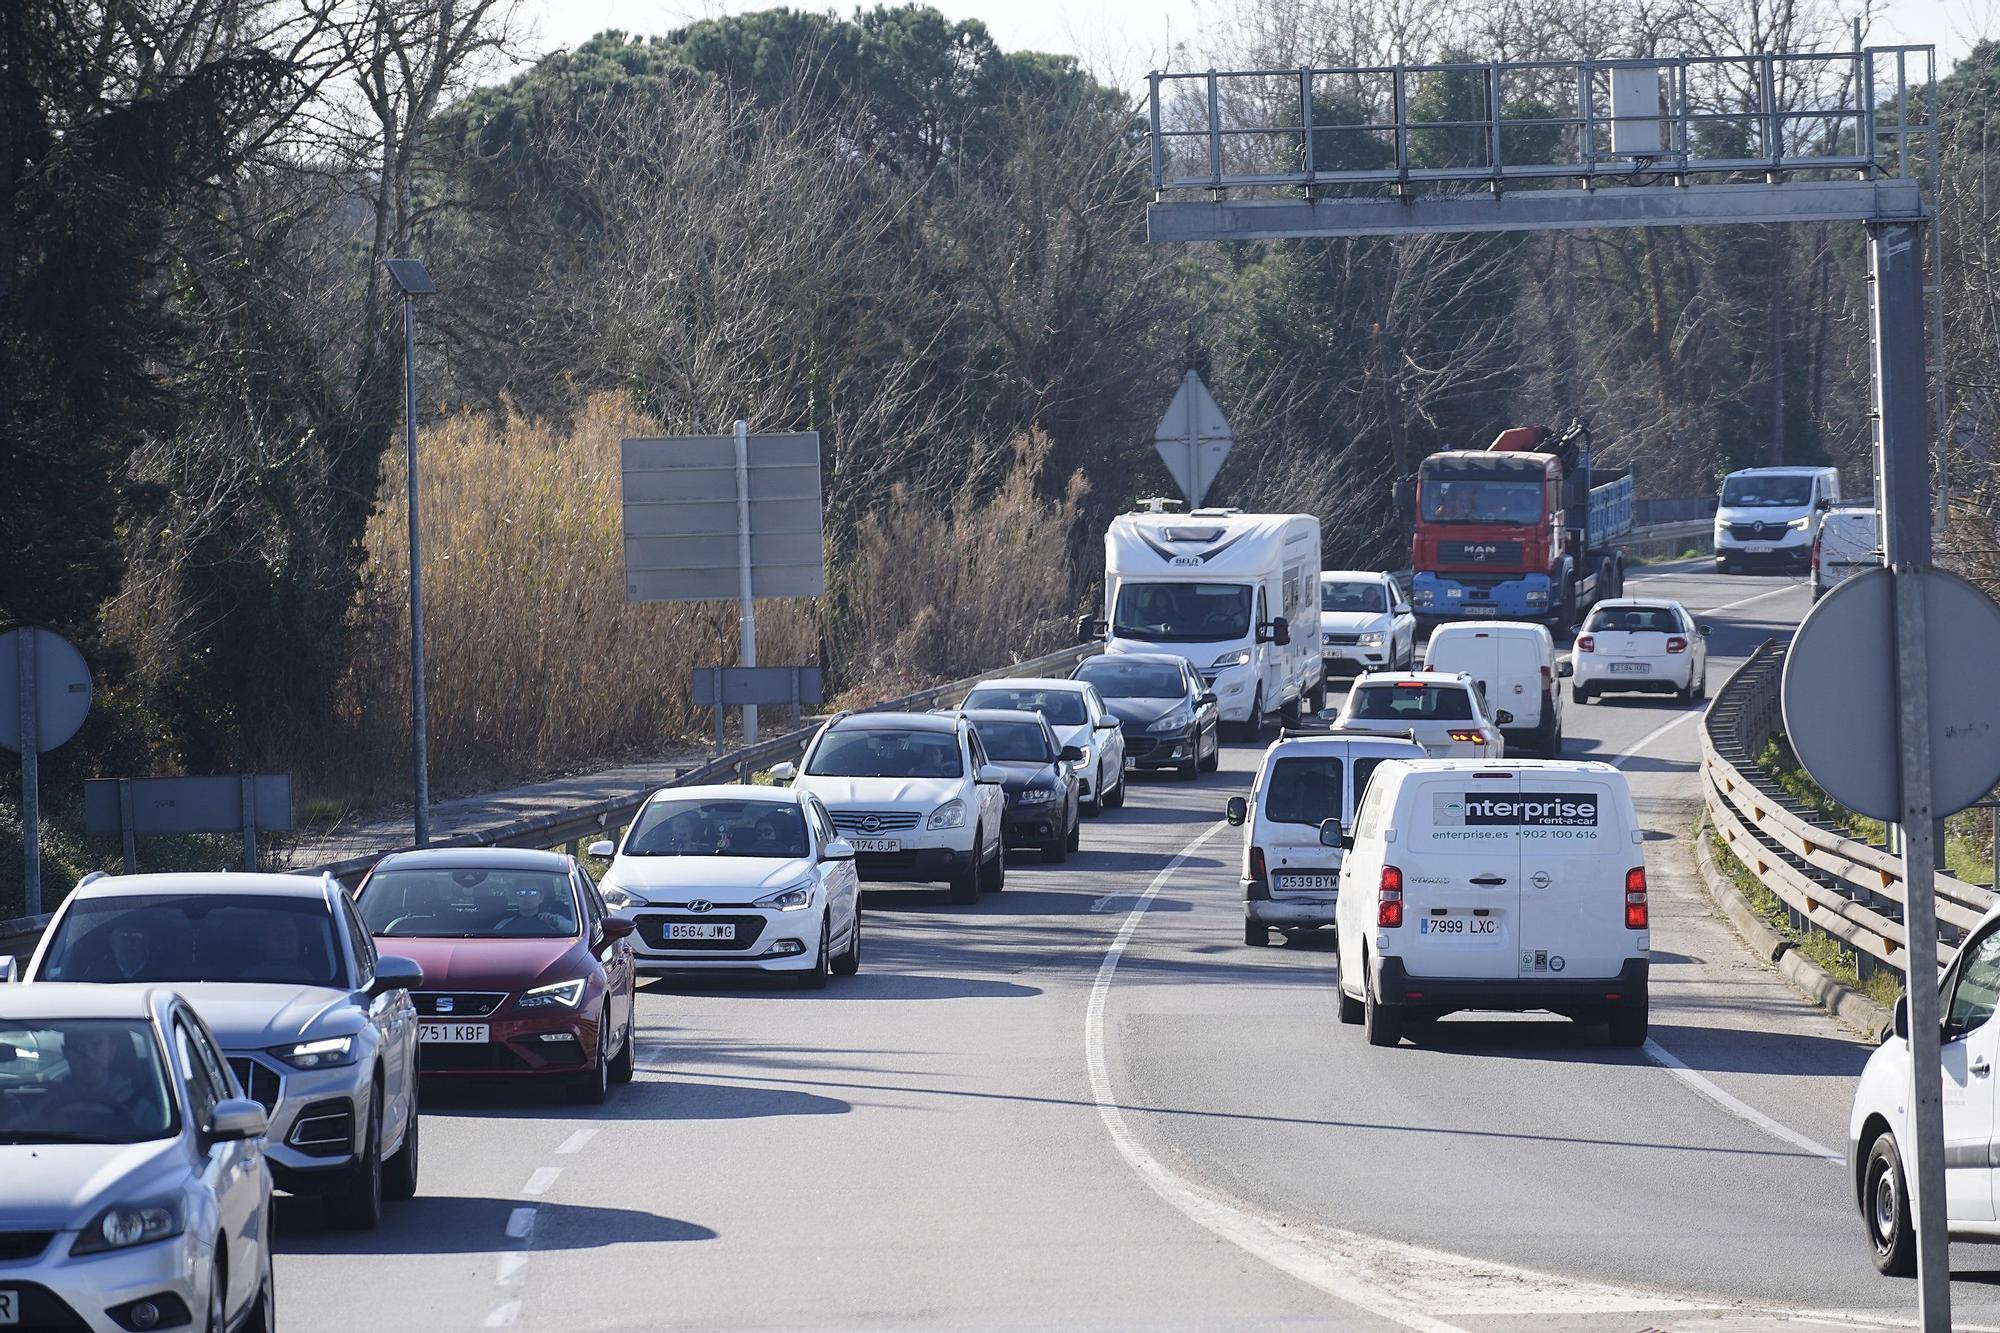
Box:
205;1097;269;1144
769;761;797;784
370;954;424;999
587;839;615;859
1556;660;1574;679
1225;796;1248;826
1077;615;1108;641
1271;616;1291;646
1494;709;1515;726
1817;497;1833;511
1892;993;1909;1042
1697;623;1712;637
1198;691;1218;707
976;765;1004;785
1095;718;1120;731
1059;744;1085;763
0;956;15;984
600;917;637;943
822;838;857;862
1392;476;1417;521
1318;817;1349;849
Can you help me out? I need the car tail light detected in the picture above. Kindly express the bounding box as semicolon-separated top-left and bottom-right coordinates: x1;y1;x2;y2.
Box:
1250;846;1268;885
1811;536;1822;570
1575;634;1595;653
1448;730;1485;744
1396;681;1426;689
1625;866;1648;929
1378;865;1404;928
1540;664;1552;687
1665;636;1688;654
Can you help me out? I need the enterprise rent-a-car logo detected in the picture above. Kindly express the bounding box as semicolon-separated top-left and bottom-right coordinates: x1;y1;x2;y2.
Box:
1434;791;1599;827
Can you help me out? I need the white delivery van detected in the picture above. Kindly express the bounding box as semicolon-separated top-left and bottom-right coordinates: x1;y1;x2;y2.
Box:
1713;466;1841;573
1813;503;1879;601
1333;758;1650;1049
1094;507;1322;735
1421;621;1570;757
1225;729;1427;947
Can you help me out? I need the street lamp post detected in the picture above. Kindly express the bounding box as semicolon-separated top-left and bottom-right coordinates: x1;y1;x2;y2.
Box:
384;258;437;846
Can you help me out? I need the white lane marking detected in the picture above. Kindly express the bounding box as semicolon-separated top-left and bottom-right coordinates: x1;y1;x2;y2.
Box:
555;1127;599;1155
504;1207;536;1240
496;1253;529;1285
482;1300;522;1328
1641;1040;1843;1163
523;1166;562;1195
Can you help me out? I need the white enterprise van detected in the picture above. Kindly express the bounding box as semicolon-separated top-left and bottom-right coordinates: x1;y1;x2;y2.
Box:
1090;507;1322;735
1332;759;1650;1049
1713;466;1841;573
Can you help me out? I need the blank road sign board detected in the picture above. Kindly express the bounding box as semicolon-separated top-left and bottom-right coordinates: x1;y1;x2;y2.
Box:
692;667;825;708
84;775;295;838
621;433;826;602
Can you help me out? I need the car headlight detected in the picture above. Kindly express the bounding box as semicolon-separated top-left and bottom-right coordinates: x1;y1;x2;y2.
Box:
520;978;587;1009
1013;786;1061;805
1524;588;1549;604
928;799;965;830
1147;708;1194;733
1789;516;1811;530
1355;632;1383;648
753;880;816;911
601;884;646;911
71;1198;183;1255
1210;650;1252;669
1411;589;1434;607
275;1034;358;1070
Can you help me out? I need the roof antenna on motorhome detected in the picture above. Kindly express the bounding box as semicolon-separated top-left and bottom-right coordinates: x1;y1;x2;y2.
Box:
1137;496;1185;513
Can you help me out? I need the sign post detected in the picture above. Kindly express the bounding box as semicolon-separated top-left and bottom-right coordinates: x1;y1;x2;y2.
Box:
1153;371;1233;509
1;627;93;915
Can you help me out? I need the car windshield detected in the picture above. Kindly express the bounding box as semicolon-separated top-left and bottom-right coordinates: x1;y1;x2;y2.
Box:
619;799;810;859
962;688;1086;726
1588;606;1679;633
0;1020;177;1145
1111;583;1251;642
806;729;964;779
1074;660;1186;700
973;720;1053;763
1420;479;1544;524
1321;581;1387;613
1266;757;1342;826
40;894;343;988
1345;684;1474;722
360;868;582;937
1722;475;1814;507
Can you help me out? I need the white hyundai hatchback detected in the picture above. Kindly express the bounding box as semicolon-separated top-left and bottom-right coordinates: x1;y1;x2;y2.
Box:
593;785;861;987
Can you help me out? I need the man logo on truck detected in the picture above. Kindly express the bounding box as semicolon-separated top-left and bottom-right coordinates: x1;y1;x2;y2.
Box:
1434;792;1599;827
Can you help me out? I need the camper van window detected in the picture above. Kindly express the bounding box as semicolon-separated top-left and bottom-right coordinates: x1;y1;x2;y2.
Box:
1111;583;1252;642
1721;475;1814;508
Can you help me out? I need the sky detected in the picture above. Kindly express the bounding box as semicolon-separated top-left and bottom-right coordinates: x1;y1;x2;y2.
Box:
509;0;1994;88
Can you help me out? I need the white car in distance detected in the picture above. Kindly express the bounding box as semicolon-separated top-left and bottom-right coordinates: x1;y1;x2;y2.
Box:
1319;570;1416;678
959;678;1127;814
1569;599;1710;704
592;785;860;987
1329;672;1506;758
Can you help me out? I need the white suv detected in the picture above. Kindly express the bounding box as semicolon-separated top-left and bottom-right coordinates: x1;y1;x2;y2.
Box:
775;712;1006;905
1226;729;1426;947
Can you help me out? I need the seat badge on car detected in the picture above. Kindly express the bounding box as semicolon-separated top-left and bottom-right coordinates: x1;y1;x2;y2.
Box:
437;996;454;1013
687;899;713;913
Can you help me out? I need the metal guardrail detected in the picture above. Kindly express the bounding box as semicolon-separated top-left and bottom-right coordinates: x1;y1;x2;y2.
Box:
1699;640;1997;981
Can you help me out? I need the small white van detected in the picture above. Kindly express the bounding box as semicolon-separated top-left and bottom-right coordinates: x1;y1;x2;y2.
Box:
1714;466;1841;573
1332;759;1650;1048
1420;622;1571;757
1813;504;1879;601
1225;730;1427;947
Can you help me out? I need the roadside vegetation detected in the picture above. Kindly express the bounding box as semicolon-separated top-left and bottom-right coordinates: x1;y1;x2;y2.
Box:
1758;736;1996;887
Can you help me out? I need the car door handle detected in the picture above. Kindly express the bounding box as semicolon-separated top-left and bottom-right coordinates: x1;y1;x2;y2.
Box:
1469;875;1509;886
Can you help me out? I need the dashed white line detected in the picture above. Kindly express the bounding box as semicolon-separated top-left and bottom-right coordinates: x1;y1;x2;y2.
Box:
495;1253;529;1285
523;1167;562;1196
555;1127;599;1155
481;1300;522;1327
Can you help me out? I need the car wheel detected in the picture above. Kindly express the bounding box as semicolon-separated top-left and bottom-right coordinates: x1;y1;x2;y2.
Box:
1865;1132;1919;1277
1362;957;1399;1048
1177;751;1199;780
1245;921;1270;947
1336;969;1364;1025
383;1080;420;1201
1105;768;1127;809
1042;828;1069;863
204;1256;227;1333
568;1010;611;1104
328;1089;384;1229
987;842;1006;892
948;860;980;904
1067;812;1082;852
799;916;831;989
1570;684;1591;705
608;1010;636;1083
1607;997;1648;1047
1083;770;1104;817
241;1254;274;1333
832;913;861;976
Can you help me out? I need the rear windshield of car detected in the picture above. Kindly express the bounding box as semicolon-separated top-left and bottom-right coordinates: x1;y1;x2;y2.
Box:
360;868;582;938
40;893;343;988
1074;660;1185;699
1265;757;1342;825
806;729;964;779
1320;581;1387;613
1586;606;1679;633
1346;684;1473;722
972;720;1053;763
962;688;1086;726
0;1020;177;1145
621;798;810;859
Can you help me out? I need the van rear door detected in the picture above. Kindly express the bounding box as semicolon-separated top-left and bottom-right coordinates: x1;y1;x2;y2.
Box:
1400;772;1520;979
1514;774;1634;980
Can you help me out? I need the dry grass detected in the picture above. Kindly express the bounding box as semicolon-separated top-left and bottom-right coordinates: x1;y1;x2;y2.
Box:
329;393;815;791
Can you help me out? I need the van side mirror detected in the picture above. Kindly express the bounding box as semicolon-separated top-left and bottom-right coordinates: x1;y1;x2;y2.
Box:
1078;615;1108;641
1318;818;1348;849
1817;497;1833;511
1556;660;1573;679
1494;709;1514;726
588;839;615;859
1892;993;1909;1042
1259;617;1290;646
1225;796;1247;826
1392;476;1417;521
769;761;796;784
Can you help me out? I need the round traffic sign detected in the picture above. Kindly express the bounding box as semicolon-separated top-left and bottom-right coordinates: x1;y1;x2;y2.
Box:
1781;567;2000;821
0;627;94;754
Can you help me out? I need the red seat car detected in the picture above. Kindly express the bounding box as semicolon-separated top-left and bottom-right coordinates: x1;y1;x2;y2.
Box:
354;848;637;1103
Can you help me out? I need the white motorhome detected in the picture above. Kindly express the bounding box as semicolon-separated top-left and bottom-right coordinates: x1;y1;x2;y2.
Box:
1094;507;1322;733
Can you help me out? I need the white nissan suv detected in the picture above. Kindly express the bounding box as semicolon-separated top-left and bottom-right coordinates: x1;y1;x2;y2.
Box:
774;712;1006;905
